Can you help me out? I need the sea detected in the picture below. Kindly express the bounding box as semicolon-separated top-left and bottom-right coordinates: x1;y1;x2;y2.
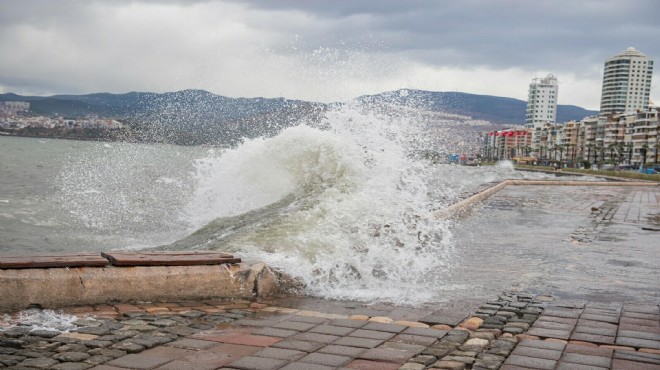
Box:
3;102;632;306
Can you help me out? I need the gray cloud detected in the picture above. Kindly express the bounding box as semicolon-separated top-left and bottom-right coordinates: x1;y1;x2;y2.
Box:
1;0;659;109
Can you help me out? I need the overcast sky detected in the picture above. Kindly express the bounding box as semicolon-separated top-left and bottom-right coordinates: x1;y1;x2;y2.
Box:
1;0;659;110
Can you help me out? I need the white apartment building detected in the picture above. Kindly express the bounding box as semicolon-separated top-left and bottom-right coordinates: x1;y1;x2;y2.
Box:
525;74;558;127
599;47;654;115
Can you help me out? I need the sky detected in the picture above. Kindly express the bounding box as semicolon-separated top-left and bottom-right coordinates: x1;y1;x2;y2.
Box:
1;0;659;110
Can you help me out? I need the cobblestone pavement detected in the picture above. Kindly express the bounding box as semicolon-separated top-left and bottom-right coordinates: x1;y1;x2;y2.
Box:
1;294;659;369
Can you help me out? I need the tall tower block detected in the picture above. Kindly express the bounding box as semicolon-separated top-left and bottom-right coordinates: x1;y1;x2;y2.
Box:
600;47;654;115
526;74;558;126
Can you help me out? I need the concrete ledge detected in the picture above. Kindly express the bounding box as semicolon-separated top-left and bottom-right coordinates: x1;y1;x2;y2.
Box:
0;262;302;313
434;179;658;219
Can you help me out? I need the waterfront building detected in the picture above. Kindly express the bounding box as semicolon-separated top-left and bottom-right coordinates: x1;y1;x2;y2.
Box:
599;47;654;115
0;101;30;114
483;107;659;168
525;74;558;126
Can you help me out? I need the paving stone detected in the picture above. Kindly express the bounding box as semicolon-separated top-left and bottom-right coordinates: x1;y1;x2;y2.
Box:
422;345;453;357
442;330;470;343
618;323;660;334
166;338;217;350
28;330;61;338
614;349;660;365
16;357;59;369
444;355;476;364
581;314;620;324
611;358;660;369
616;336;660;349
211;334;283;347
251;347;306;361
518;339;566;351
292;332;340;344
555;361;609;370
54;351;92;362
87;348;127;359
111;341;145;353
574;325;617;336
565;343;613;357
503;326;524;334
76;327;111;336
344;358;401;370
359;347;417;364
398;363;426;370
533;320;575;331
318;344;365;357
620;318;660;327
106;354;172;369
402;327;447;338
541;316;578;325
360;322;407;333
473;358;504;370
561;352;612;368
252;327;299;338
273;321;318;331
419;314;465;327
527;327;572;340
271;339;326;352
84;340;113;349
621;312;660;320
391;334;437;346
308;325;356;336
622;305;659;315
543;308;582;319
279;362;335;370
349;329;396;340
300;352;352;366
504;354;557;369
333;336;384;349
288;315;328;324
511;345;562;360
618;330;660;341
409;354;437;365
431;359;466;369
227;355;287;370
51;362;94;370
571;332;615;344
329;319;368;328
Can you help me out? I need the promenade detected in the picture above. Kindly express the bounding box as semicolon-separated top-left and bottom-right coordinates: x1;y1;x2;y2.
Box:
1;182;659;369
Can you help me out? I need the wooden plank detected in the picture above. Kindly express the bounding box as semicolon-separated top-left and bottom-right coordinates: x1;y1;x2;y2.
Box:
101;251;241;266
0;253;109;269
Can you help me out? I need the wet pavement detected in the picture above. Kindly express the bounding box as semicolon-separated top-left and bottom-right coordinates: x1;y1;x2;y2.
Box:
1;182;659;369
444;184;660;303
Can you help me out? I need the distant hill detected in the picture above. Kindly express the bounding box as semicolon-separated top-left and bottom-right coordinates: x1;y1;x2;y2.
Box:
1;89;598;145
356;89;598;124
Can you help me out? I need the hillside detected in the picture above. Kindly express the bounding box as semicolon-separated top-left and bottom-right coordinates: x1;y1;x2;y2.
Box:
356;89;597;124
1;89;598;145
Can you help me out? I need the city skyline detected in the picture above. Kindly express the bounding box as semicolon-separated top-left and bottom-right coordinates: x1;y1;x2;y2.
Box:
1;0;659;110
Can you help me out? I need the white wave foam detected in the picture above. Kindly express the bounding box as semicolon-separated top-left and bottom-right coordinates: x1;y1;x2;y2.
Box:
182;102;460;304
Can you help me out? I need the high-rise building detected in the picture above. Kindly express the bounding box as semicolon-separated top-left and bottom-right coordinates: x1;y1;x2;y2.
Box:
599;47;654;115
525;74;558;127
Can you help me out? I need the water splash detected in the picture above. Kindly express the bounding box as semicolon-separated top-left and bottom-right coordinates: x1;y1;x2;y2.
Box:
169;100;468;304
0;309;80;333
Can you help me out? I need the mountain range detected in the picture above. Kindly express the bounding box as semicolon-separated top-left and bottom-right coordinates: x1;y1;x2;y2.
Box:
0;89;598;145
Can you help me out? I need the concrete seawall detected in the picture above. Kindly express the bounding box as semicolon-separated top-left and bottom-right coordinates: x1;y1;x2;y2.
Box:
434;179;657;219
0;262;301;313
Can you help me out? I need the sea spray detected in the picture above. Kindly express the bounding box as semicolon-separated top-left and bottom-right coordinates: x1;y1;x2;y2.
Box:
172;101;461;304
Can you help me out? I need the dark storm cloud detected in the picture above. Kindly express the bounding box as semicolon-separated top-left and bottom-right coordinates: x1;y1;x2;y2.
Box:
232;0;660;74
0;0;658;108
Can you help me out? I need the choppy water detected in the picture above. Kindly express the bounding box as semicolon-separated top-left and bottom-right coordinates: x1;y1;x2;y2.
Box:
1;103;603;305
